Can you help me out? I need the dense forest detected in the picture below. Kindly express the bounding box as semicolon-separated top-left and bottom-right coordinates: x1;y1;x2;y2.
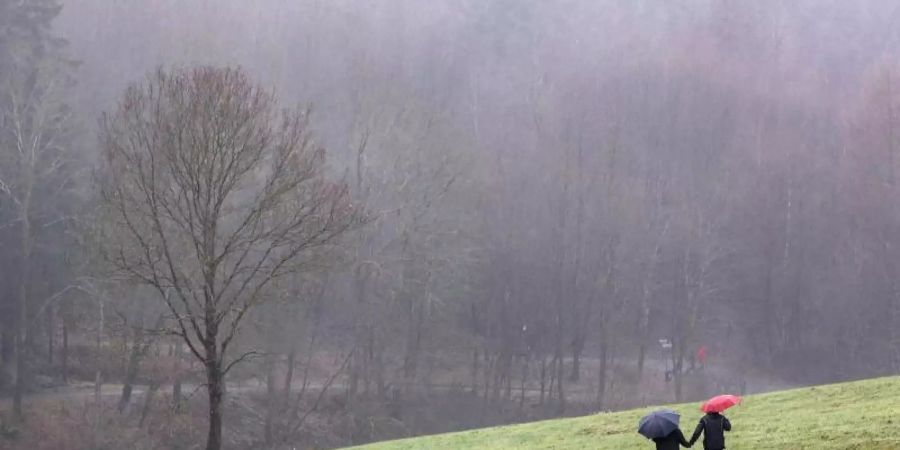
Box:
2;1;900;449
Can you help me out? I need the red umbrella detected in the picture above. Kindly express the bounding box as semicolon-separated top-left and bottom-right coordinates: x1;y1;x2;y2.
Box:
701;394;742;413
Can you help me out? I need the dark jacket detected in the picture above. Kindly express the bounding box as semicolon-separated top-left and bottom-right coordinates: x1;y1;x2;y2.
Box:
652;428;691;450
689;413;731;449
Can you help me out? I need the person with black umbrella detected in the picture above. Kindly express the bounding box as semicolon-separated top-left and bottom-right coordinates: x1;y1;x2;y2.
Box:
638;409;693;449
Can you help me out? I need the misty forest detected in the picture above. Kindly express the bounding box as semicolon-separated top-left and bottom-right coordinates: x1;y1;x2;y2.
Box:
1;1;900;449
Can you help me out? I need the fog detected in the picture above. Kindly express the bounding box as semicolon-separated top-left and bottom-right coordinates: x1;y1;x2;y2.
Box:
2;1;900;449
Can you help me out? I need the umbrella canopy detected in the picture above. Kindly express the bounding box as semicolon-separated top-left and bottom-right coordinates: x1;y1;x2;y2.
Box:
701;394;742;413
638;409;680;440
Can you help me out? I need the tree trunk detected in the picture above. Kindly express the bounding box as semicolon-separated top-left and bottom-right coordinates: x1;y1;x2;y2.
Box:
539;356;546;405
205;358;224;450
47;305;54;365
93;297;105;436
471;348;479;395
491;351;504;400
264;356;276;446
637;342;646;380
12;305;25;419
348;266;367;408
120;316;162;412
504;354;513;400
1;324;12;365
481;351;491;403
403;299;424;388
173;377;182;409
119;326;145;412
284;347;296;398
554;307;566;413
674;368;683;402
61;316;69;384
373;335;386;399
547;355;555;404
519;355;528;408
570;337;583;382
173;341;183;409
13;205;32;420
281;346;296;426
673;339;685;402
347;352;359;410
637;301;650;378
596;338;609;409
555;353;565;413
139;382;160;428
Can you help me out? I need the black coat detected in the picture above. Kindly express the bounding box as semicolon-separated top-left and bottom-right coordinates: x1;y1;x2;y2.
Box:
689;413;731;450
652;428;691;450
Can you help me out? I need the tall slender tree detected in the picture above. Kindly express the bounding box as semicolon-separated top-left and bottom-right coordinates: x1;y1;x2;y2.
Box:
0;0;77;419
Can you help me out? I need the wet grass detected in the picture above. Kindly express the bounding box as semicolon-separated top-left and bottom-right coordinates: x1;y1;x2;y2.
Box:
345;376;900;449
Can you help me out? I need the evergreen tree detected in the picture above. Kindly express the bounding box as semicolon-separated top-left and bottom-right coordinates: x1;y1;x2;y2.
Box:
0;0;78;419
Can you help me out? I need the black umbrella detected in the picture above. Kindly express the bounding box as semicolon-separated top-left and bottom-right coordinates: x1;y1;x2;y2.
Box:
637;409;680;440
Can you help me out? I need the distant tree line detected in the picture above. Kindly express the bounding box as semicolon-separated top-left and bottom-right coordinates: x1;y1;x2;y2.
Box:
3;1;900;449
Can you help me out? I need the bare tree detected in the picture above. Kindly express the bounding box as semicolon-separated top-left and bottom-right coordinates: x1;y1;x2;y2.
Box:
0;38;76;420
94;67;360;450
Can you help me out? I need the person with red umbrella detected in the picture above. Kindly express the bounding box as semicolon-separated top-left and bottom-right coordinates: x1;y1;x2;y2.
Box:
688;394;740;450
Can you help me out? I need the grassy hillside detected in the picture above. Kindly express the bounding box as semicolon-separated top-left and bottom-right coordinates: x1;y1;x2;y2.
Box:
345;376;900;449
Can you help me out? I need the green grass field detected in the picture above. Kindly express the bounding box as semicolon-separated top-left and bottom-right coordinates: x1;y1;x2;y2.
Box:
345;376;900;449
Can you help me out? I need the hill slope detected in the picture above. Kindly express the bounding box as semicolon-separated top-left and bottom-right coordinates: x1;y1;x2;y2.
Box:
345;376;900;449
